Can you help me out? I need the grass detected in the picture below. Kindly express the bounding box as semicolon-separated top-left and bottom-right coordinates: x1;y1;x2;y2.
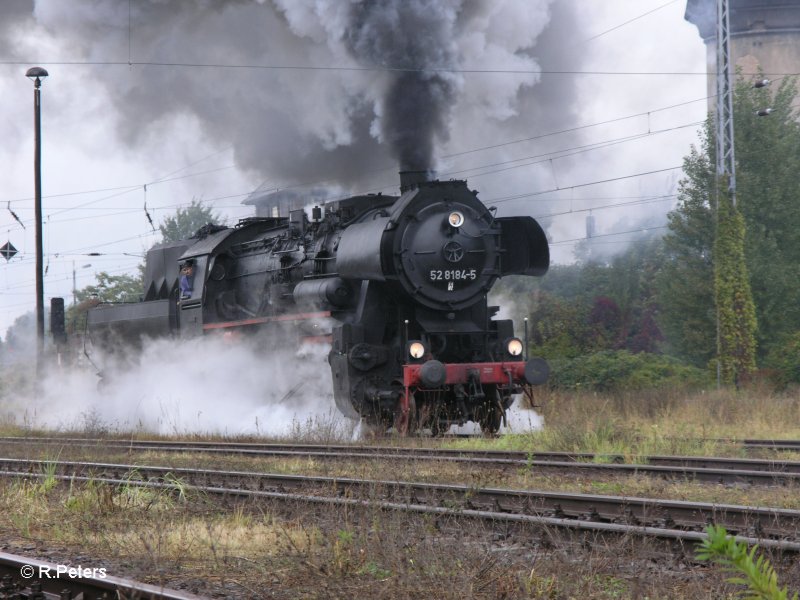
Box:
0;475;791;598
2;382;800;596
445;386;800;457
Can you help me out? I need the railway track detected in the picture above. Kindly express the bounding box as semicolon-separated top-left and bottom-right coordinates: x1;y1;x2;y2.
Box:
0;550;203;599
2;437;800;485
0;457;799;551
733;439;800;452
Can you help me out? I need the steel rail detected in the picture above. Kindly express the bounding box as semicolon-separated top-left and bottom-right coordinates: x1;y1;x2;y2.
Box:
0;550;205;599
737;439;800;451
1;458;799;545
6;435;800;452
3;469;800;552
2;437;800;482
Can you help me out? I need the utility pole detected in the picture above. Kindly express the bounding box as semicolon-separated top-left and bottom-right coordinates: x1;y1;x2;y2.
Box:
715;0;736;203
714;0;734;388
26;66;48;374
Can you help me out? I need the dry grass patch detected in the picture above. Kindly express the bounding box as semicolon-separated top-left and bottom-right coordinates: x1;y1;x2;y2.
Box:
99;508;317;570
446;387;800;458
1;477;799;598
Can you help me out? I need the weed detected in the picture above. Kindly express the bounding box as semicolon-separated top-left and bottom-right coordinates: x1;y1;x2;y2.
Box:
332;528;355;574
161;472;191;503
38;460;59;495
591;574;629;598
524;568;559;598
697;525;799;600
287;410;359;443
358;560;392;581
79;407;112;436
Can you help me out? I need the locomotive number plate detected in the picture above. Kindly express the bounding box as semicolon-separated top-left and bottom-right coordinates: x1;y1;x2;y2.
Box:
429;269;477;281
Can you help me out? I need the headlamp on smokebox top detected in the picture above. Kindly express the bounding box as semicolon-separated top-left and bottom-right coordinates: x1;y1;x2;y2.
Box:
505;337;524;358
407;340;427;362
447;211;465;228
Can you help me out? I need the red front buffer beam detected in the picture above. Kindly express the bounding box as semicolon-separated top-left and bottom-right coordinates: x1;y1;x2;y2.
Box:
403;358;549;389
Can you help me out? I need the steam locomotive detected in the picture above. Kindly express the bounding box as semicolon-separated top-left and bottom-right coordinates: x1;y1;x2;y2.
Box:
85;172;550;433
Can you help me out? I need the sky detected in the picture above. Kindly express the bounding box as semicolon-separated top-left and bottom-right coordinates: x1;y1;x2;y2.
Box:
0;0;708;337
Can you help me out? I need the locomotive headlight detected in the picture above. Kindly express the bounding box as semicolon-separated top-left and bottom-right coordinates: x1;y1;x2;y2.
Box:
506;337;524;357
408;341;426;360
447;211;465;228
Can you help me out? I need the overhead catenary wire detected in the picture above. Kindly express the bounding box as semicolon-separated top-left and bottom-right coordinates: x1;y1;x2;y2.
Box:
0;104;708;296
0;0;695;86
581;0;680;44
551;225;669;246
448;122;702;182
2;85;712;259
3;112;704;239
143;185;156;232
0;58;713;76
485;166;683;206
2;94;708;209
16;164;679;270
532;194;677;221
6;203;25;230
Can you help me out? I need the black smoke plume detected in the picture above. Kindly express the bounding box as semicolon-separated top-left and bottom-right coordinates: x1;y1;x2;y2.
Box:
345;0;459;171
1;0;574;189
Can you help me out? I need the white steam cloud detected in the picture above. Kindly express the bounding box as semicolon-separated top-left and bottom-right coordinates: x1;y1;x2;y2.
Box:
12;334;541;437
19;337;355;437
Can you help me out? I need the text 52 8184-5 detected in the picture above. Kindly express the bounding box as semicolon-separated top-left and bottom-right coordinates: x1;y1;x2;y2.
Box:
429;269;477;281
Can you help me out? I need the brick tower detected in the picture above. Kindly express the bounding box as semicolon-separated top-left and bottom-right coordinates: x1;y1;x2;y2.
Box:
685;0;800;103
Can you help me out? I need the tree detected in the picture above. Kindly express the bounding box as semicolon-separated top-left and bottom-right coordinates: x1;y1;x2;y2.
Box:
504;234;665;360
714;184;757;383
588;296;622;348
658;137;717;367
75;272;143;304
3;312;30;357
731;76;800;357
601;239;666;352
159;199;221;242
526;291;591;359
659;75;800;367
627;305;663;354
66;272;144;334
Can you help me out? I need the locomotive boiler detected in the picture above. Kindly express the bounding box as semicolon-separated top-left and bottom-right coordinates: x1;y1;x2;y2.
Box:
86;172;550;433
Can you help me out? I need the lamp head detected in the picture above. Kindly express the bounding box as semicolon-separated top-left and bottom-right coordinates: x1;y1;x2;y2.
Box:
25;67;49;86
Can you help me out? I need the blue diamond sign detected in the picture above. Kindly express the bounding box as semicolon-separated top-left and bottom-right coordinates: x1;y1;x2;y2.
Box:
0;242;18;261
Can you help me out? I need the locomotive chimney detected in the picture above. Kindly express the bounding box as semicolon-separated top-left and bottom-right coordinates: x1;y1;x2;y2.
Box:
399;170;432;193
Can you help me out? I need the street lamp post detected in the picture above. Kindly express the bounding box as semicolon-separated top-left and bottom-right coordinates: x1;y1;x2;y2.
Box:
26;66;48;370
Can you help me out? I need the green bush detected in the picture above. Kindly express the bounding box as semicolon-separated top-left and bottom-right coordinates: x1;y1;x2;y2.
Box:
764;331;800;389
548;350;711;392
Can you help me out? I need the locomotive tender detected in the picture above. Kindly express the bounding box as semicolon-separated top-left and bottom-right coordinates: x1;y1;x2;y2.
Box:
87;172;550;433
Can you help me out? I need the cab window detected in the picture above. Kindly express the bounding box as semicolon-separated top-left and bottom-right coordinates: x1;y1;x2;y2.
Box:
179;257;206;303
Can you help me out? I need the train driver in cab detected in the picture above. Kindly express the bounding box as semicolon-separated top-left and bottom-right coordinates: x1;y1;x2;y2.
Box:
179;260;195;299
